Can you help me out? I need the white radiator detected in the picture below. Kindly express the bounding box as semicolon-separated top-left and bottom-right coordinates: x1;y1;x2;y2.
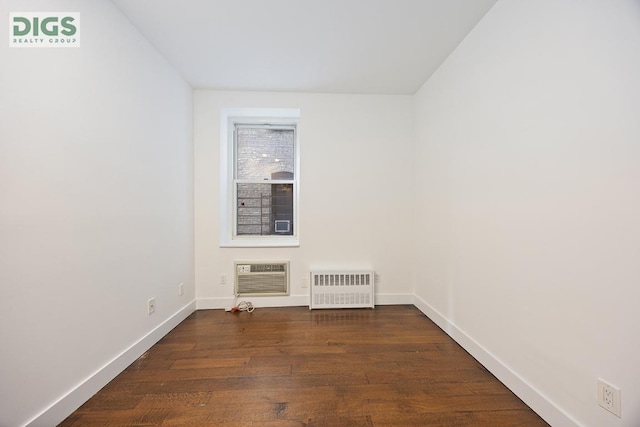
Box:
309;270;374;309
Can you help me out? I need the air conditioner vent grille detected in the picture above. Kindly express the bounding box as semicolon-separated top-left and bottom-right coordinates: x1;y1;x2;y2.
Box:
250;264;286;273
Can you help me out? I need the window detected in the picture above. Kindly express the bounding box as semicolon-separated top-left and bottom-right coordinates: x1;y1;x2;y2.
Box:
235;124;295;236
220;108;300;247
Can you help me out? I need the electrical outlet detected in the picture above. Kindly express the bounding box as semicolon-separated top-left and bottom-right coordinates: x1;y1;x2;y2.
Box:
598;379;621;417
220;274;226;285
147;298;156;315
178;283;184;296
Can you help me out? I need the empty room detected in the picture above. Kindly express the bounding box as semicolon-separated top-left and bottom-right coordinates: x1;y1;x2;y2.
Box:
1;1;639;426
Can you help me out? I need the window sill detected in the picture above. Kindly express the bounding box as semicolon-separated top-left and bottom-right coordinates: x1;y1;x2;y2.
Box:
220;238;300;248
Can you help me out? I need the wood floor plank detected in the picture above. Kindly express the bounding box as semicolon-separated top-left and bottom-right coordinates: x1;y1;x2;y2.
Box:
169;357;250;369
59;306;549;427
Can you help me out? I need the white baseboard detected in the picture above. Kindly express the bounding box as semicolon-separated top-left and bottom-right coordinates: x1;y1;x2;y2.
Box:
196;293;414;310
196;295;309;310
376;293;414;305
411;294;579;427
26;300;197;427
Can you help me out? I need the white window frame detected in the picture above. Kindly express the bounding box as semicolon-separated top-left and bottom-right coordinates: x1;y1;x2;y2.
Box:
220;107;300;247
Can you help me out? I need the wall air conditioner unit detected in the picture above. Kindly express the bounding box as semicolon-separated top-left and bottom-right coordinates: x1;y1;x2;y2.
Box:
234;261;289;296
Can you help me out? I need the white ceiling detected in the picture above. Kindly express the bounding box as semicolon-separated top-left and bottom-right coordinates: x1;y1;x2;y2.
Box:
111;0;498;95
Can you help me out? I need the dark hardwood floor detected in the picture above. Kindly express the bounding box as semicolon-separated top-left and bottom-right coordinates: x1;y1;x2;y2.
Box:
59;305;549;426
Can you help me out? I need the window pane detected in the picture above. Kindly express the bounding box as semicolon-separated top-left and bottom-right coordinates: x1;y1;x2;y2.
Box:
237;183;293;236
236;127;295;180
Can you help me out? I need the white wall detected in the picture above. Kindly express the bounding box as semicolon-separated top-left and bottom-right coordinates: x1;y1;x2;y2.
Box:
194;91;414;308
0;1;194;426
4;1;638;426
413;1;640;426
